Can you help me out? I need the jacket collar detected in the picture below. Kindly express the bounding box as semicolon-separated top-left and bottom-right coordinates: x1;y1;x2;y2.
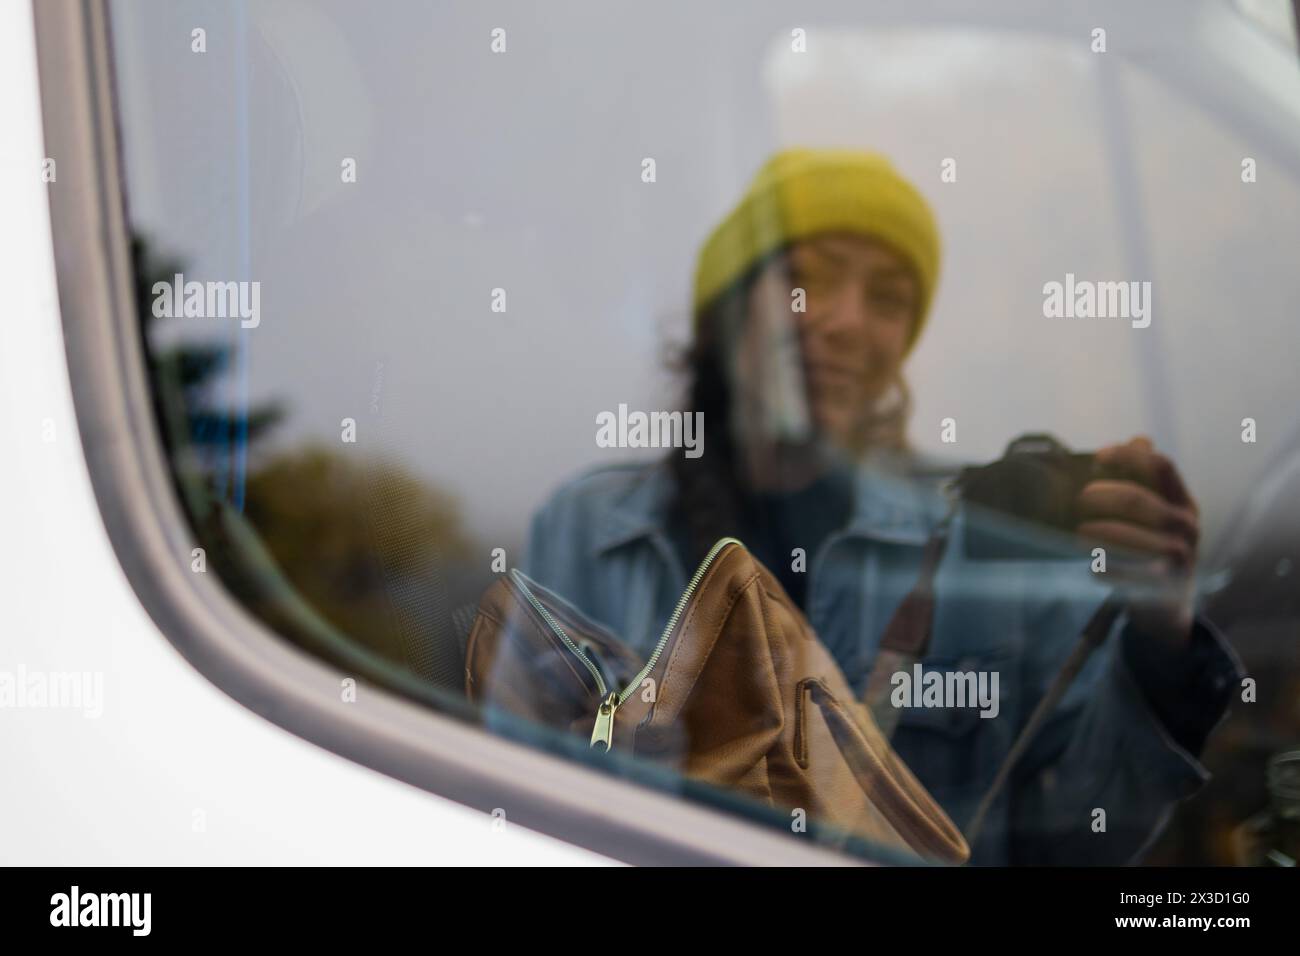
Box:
591;462;678;556
590;454;953;558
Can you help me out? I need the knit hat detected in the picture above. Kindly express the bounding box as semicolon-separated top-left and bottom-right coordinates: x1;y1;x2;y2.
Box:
692;148;941;352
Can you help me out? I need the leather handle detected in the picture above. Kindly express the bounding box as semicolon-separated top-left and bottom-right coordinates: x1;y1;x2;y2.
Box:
799;677;971;864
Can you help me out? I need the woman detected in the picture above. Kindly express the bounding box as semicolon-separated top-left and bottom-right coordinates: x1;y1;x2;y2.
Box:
524;148;1239;864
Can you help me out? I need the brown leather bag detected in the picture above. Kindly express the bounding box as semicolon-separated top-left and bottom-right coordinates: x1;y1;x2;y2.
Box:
464;537;970;864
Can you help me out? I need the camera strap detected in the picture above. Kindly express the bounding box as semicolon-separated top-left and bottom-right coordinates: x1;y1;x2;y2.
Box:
861;503;956;737
855;482;1129;850
963;593;1125;847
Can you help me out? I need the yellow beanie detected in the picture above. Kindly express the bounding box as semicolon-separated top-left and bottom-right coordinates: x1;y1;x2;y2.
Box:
692;148;941;351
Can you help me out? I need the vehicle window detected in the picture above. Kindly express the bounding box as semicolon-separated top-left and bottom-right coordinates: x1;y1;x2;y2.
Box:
106;0;1300;865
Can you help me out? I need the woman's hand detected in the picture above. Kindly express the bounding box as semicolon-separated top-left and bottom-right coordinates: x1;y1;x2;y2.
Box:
1075;435;1199;648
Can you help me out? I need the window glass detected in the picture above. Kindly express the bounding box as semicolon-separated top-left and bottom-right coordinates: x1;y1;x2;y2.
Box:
108;1;1300;865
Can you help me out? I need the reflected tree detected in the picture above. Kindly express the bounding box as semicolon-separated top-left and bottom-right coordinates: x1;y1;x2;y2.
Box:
133;232;474;683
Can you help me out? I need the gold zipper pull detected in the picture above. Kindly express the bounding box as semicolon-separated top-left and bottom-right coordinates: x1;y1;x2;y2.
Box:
590;693;619;752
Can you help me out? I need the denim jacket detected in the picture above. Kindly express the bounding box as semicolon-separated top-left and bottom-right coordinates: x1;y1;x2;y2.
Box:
523;458;1239;865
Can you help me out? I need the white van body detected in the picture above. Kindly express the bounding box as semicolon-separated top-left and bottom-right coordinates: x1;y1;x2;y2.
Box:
0;0;603;867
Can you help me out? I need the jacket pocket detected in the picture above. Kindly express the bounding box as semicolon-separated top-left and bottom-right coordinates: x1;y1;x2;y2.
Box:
889;652;1014;801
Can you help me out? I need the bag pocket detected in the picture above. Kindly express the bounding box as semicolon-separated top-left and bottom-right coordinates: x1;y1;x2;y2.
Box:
796;677;970;864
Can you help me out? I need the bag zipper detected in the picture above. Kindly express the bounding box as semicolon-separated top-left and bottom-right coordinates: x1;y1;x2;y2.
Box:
509;569;611;698
511;537;745;752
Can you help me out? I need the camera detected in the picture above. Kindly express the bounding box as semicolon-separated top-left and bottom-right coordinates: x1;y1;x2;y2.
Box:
953;433;1115;560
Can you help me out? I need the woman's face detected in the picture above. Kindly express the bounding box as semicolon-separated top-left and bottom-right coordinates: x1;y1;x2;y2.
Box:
733;233;920;458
